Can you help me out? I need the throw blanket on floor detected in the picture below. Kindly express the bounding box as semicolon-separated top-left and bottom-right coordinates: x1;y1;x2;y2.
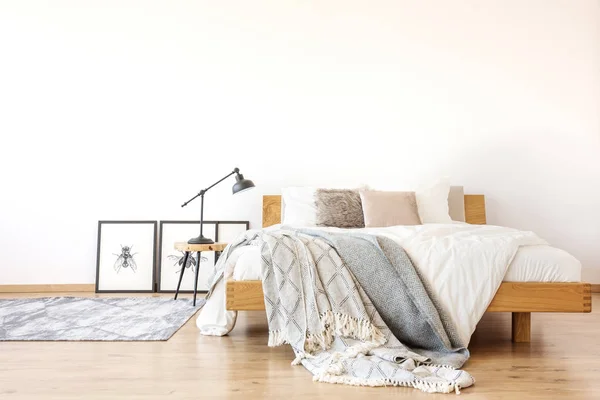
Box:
203;229;475;394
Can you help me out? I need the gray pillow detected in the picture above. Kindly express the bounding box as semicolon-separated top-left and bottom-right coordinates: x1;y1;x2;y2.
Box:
315;189;365;228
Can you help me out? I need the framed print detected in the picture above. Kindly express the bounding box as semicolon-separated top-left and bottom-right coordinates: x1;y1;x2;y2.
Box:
95;221;157;293
157;221;217;293
216;221;250;243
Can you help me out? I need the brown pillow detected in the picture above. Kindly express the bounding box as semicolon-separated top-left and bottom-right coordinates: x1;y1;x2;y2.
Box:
315;189;365;228
359;191;421;227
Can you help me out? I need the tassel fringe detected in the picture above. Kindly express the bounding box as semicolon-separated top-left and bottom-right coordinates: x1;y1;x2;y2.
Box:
305;310;387;354
267;330;289;347
268;310;386;354
313;373;462;395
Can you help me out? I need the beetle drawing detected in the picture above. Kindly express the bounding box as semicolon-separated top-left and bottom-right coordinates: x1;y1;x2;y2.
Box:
113;245;138;273
167;252;208;274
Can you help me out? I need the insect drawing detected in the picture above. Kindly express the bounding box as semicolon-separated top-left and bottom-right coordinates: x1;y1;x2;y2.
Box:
167;252;208;274
113;245;138;273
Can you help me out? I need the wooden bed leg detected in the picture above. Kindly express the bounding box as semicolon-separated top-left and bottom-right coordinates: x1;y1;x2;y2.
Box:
512;312;531;343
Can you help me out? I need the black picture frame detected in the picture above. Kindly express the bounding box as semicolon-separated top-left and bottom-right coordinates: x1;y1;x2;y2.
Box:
215;220;250;243
157;221;218;294
95;220;158;293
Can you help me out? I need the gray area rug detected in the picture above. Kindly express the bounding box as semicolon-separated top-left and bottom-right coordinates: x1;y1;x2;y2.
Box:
0;297;203;341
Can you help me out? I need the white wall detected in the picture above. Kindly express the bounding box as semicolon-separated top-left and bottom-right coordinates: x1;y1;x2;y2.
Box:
1;0;599;284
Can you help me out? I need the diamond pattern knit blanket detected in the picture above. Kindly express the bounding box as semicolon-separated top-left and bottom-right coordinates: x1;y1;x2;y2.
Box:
206;229;474;394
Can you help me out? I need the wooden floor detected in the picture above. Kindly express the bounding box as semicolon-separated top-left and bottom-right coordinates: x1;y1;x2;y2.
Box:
1;293;599;399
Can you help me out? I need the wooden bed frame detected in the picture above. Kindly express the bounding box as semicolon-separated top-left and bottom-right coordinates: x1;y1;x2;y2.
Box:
226;194;591;343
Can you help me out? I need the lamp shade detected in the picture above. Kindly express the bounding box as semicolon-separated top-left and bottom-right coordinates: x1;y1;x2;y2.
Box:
232;173;255;194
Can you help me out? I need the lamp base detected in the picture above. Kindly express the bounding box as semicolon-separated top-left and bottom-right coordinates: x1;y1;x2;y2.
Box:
187;235;215;245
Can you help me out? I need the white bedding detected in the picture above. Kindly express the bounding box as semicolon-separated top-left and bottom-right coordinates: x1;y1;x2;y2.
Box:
230;229;581;283
199;223;576;345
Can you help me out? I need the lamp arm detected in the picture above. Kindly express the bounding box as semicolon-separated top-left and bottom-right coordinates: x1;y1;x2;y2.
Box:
181;168;240;207
203;168;238;193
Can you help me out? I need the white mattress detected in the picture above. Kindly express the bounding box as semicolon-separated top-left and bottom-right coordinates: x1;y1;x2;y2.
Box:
228;244;581;283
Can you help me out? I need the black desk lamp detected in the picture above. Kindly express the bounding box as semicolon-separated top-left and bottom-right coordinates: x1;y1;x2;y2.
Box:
181;167;255;244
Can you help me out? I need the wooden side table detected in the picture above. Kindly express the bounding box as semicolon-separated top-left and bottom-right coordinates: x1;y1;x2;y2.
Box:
173;242;228;306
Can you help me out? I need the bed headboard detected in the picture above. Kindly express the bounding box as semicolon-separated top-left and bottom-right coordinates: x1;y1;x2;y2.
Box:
262;194;486;228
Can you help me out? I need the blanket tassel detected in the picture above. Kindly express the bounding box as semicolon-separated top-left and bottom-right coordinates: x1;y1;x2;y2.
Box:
313;373;461;394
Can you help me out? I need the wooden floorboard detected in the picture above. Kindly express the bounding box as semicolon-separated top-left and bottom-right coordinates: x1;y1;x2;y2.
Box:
0;292;599;399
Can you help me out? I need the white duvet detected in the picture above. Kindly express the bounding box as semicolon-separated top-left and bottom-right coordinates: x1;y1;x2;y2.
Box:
198;224;562;345
232;241;581;283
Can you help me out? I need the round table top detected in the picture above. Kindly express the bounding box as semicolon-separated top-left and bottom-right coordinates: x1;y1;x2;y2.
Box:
174;242;228;252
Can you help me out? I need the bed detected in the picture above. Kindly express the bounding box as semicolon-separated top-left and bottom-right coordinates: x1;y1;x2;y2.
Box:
224;194;591;343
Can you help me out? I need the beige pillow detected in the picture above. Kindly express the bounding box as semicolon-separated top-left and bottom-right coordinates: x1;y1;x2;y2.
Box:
359;191;421;227
448;186;465;222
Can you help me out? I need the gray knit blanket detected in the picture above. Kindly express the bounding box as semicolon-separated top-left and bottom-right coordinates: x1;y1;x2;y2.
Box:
207;228;475;394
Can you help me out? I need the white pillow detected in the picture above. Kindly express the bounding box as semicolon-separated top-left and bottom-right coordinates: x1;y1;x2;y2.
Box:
281;187;317;226
415;178;452;223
